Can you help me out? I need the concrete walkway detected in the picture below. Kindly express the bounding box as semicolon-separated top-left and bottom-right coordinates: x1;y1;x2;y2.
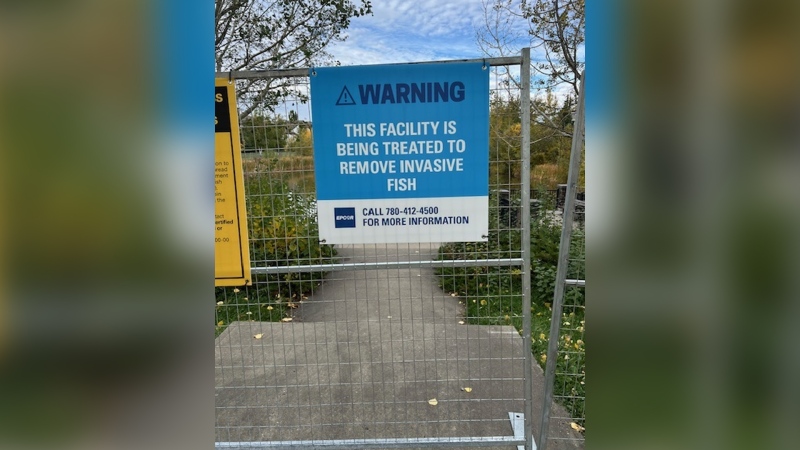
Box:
294;243;462;323
215;244;583;449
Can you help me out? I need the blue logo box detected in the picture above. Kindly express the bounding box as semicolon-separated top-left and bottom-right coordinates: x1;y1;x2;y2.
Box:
334;207;356;228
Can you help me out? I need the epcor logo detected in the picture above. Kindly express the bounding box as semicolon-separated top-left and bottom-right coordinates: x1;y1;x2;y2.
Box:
334;207;356;228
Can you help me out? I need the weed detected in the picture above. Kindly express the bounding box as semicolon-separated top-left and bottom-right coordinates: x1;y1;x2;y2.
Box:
215;157;335;336
435;190;586;427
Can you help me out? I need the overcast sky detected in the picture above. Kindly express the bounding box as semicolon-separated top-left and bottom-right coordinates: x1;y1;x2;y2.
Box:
328;0;508;65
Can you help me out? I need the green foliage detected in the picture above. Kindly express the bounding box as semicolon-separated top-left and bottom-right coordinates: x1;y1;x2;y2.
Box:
215;0;373;118
478;1;583;142
215;0;372;71
489;94;574;189
521;0;585;95
285;126;314;156
243;153;316;193
239;114;293;152
531;309;586;427
238;113;313;157
215;171;335;335
435;191;585;424
531;220;561;266
489;95;523;188
533;263;557;303
215;285;292;336
246;177;334;268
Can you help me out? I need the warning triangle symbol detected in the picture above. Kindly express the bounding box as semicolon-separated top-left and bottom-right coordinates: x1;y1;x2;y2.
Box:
335;86;356;106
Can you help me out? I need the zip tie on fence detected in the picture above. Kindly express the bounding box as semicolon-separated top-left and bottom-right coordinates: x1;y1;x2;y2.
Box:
310;67;317;77
482;59;487;70
228;71;233;84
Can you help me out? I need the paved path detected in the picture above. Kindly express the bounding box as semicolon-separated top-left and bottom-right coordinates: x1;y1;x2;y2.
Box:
294;243;462;323
215;243;583;449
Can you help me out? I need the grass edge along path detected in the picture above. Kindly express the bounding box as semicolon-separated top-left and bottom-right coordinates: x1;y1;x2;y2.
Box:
435;211;585;432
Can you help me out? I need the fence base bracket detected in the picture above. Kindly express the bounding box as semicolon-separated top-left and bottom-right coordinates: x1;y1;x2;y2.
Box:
508;412;533;450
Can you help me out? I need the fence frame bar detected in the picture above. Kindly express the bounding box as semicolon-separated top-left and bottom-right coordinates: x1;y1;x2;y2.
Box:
215;56;524;80
519;47;535;450
250;258;524;275
216;435;525;449
538;70;586;449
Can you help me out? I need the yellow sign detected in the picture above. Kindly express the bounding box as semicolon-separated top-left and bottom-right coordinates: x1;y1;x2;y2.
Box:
215;79;251;286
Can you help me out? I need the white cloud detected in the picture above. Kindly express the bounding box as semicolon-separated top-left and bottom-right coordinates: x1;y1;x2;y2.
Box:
325;0;586;100
329;0;490;65
307;0;582;107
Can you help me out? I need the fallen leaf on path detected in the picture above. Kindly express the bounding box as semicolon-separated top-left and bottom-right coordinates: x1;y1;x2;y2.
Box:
570;422;585;432
281;317;293;322
287;302;298;309
266;306;274;310
428;398;438;406
253;333;263;339
462;387;472;393
458;321;465;325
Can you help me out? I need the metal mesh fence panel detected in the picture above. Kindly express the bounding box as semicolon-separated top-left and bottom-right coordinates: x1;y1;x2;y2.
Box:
544;219;586;448
213;56;570;450
538;71;586;450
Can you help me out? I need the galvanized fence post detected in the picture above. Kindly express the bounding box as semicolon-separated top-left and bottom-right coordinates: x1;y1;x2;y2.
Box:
520;47;534;450
538;71;586;450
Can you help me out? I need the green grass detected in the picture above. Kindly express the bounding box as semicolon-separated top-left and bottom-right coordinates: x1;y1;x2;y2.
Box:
215;273;329;336
215;158;335;336
435;195;586;430
215;284;294;336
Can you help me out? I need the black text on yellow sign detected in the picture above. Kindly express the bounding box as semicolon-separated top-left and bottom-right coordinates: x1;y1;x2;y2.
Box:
215;79;251;286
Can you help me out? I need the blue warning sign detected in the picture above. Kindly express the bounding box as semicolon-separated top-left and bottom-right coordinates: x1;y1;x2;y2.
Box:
310;62;489;244
336;86;356;106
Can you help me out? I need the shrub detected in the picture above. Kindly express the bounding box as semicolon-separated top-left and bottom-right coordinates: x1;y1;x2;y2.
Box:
215;171;335;335
435;189;585;426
